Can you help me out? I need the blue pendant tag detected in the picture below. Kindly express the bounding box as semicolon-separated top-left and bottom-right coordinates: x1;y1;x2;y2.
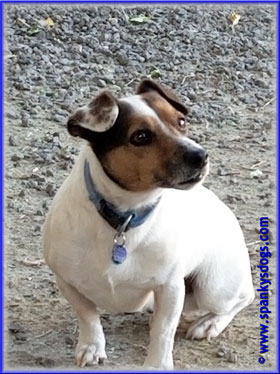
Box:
112;244;127;265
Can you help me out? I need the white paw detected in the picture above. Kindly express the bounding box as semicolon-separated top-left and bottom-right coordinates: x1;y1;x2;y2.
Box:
75;343;107;367
144;358;174;370
186;313;221;342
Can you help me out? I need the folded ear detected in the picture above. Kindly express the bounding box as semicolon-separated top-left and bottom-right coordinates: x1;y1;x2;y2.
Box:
67;90;119;138
137;79;188;115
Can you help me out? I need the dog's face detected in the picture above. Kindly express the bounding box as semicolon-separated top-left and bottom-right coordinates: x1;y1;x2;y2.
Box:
67;79;209;192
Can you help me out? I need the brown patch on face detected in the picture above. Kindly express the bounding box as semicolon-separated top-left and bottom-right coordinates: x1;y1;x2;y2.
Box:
137;79;188;115
100;114;182;192
141;91;189;136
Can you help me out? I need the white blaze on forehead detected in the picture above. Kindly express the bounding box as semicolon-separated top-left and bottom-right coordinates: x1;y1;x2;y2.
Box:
120;95;161;122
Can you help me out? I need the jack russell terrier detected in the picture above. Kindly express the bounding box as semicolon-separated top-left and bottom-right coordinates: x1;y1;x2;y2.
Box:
43;79;254;369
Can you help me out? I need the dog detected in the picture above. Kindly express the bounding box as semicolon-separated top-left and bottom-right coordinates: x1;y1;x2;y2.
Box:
43;79;254;369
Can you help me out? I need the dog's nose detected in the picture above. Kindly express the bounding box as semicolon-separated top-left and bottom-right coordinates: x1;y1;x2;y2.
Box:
183;148;208;168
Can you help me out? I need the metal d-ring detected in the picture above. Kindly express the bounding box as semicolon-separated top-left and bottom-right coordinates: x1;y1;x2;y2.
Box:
117;214;134;235
113;232;126;246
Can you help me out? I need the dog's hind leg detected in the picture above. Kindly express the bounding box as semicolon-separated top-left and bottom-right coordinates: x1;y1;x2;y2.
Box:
185;292;254;341
184;266;254;341
56;275;107;367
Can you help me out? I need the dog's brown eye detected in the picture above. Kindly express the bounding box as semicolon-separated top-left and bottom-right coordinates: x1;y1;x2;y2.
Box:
178;118;187;130
130;130;153;146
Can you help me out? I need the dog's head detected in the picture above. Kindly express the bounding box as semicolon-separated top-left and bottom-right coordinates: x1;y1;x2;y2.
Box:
67;79;209;192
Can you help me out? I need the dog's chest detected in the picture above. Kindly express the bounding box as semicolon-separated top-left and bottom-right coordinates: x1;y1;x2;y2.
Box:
71;236;173;312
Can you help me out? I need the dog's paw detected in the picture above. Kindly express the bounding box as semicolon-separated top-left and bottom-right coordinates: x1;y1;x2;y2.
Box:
143;357;174;370
75;343;107;367
186;313;225;342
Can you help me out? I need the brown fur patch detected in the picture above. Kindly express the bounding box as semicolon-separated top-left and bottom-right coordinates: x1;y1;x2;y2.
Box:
101;114;181;191
142;92;188;136
137;79;188;115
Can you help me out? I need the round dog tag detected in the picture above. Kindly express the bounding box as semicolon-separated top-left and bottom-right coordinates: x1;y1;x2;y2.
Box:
112;244;127;265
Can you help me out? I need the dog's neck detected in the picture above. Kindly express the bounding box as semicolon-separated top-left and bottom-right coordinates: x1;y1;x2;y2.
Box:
81;145;163;212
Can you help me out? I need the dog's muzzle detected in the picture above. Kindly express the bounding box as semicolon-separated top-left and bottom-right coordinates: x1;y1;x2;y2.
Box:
156;140;209;190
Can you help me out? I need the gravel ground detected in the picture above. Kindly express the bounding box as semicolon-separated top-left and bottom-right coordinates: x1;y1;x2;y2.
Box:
4;3;276;371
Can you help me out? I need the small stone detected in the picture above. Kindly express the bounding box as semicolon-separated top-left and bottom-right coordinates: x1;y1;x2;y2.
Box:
6;109;19;120
109;17;118;25
217;349;225;357
9;321;24;333
250;169;263;179
52;136;61;148
65;337;74;346
7;200;15;209
60;162;69;170
34;225;41;232
187;91;197;101
53;114;65;123
263;122;272;130
116;52;129;66
8;135;17;146
255;79;267;88
18;189;25;198
46;169;54;177
21;118;31;127
97;79;106;88
227;351;238;363
36;209;44;216
26;180;38;189
46;183;56;196
31;174;46;183
42;201;48;209
217;167;228;176
35;357;56;367
11;153;24;161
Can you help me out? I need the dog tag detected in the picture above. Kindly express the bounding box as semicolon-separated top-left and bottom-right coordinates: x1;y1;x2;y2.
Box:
112;244;127;265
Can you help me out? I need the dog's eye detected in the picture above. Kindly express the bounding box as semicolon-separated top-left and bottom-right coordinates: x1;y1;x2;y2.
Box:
178;118;187;130
130;130;153;146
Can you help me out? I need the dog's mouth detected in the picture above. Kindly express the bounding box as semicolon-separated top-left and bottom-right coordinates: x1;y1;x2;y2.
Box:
155;161;209;190
174;162;209;190
178;174;203;186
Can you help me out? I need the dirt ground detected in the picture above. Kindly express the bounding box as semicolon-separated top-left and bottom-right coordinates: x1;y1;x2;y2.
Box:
4;4;277;372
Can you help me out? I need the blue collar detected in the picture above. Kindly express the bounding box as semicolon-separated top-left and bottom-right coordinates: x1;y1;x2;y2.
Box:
84;160;161;232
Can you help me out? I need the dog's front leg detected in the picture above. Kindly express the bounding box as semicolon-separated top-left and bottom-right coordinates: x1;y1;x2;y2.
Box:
56;276;107;367
144;279;185;370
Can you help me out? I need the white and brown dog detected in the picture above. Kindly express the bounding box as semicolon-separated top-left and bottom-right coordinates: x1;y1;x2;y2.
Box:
43;79;254;369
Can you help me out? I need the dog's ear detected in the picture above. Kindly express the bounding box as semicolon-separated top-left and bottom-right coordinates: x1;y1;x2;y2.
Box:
67;90;119;138
137;79;188;115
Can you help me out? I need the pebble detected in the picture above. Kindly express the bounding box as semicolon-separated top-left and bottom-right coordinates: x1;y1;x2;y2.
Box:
46;169;54;177
53;114;65;123
31;174;46;183
6;109;19;120
21;117;31;127
46;183;56;196
9;321;24;333
11;153;24;161
227;351;238;363
8;135;17;146
97;79;107;88
18;189;25;198
217;167;228;176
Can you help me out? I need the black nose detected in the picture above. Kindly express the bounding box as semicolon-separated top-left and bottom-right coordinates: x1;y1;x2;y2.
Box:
183;148;208;168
